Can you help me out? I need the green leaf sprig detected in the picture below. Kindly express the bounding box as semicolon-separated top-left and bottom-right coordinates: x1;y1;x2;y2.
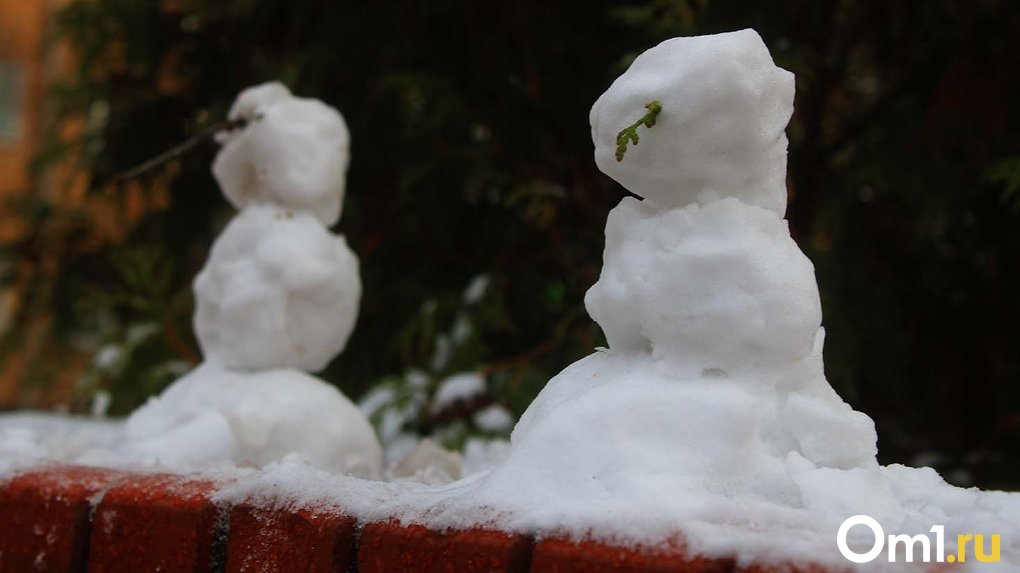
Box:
615;100;662;162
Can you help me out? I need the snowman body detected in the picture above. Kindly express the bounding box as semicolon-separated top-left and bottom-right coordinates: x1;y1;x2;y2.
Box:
193;204;360;372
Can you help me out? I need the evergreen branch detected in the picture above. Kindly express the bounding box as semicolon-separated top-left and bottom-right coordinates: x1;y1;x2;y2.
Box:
615;100;661;162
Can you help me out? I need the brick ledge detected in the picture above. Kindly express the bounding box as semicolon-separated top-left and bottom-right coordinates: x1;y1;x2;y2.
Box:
0;465;931;572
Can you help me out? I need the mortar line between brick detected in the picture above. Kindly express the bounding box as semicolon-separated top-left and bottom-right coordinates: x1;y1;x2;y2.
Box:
347;521;364;573
79;472;133;573
70;501;91;573
519;534;536;573
210;502;232;573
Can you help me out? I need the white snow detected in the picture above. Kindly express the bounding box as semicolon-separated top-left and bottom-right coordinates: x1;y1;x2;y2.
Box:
461;438;511;476
590;29;793;215
584;197;822;376
462;274;490;304
93;345;123;371
213;82;351;226
472;404;514;433
90;391;111;418
0;413;120;477
193;203;361;372
123;363;382;478
387;438;462;485
430;372;486;415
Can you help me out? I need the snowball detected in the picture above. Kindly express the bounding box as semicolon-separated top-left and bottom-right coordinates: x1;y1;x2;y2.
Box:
213;81;351;226
590;29;793;214
125;362;382;477
194;204;361;372
584;197;821;375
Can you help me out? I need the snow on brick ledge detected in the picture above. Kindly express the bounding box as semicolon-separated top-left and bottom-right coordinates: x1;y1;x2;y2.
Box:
0;465;940;573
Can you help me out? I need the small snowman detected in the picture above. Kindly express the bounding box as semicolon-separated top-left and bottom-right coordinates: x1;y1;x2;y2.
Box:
468;30;882;540
124;83;383;478
582;30;876;467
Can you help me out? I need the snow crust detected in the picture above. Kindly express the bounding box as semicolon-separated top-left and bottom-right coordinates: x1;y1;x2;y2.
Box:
213;82;351;226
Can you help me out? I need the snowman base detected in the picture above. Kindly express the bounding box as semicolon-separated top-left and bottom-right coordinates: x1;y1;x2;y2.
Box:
124;362;382;478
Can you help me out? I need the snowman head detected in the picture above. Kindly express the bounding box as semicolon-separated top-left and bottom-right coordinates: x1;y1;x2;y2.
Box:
590;29;794;216
213;82;351;226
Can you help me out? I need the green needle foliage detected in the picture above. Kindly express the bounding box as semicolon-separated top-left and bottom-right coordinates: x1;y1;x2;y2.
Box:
615;100;662;161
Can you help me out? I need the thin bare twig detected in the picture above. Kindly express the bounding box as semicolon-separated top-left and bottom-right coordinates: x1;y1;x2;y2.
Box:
113;116;249;182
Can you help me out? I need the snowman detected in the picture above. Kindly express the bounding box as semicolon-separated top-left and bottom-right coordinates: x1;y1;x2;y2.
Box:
459;29;911;555
123;83;383;478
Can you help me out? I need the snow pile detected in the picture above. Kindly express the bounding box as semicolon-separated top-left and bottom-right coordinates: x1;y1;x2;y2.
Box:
125;82;382;477
0;414;121;476
123;364;380;477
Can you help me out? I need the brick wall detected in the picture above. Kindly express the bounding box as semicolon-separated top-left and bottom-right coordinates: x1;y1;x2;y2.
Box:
0;465;897;572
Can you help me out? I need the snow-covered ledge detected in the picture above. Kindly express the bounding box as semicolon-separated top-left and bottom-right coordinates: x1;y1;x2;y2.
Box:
0;464;846;573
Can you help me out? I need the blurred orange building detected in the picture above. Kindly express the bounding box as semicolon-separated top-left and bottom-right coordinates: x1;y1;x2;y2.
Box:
1;0;51;407
0;1;49;211
0;1;179;409
0;0;85;409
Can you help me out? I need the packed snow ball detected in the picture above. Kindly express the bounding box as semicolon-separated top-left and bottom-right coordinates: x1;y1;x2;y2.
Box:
213;82;351;226
590;29;794;215
194;204;361;372
585;197;821;375
125;363;383;477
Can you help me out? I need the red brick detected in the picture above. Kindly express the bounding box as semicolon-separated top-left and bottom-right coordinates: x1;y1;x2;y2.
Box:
531;537;735;573
736;562;847;573
0;465;127;573
226;502;356;573
87;473;224;573
358;521;532;573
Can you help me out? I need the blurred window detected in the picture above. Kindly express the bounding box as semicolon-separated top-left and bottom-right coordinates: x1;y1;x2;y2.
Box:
0;61;23;142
